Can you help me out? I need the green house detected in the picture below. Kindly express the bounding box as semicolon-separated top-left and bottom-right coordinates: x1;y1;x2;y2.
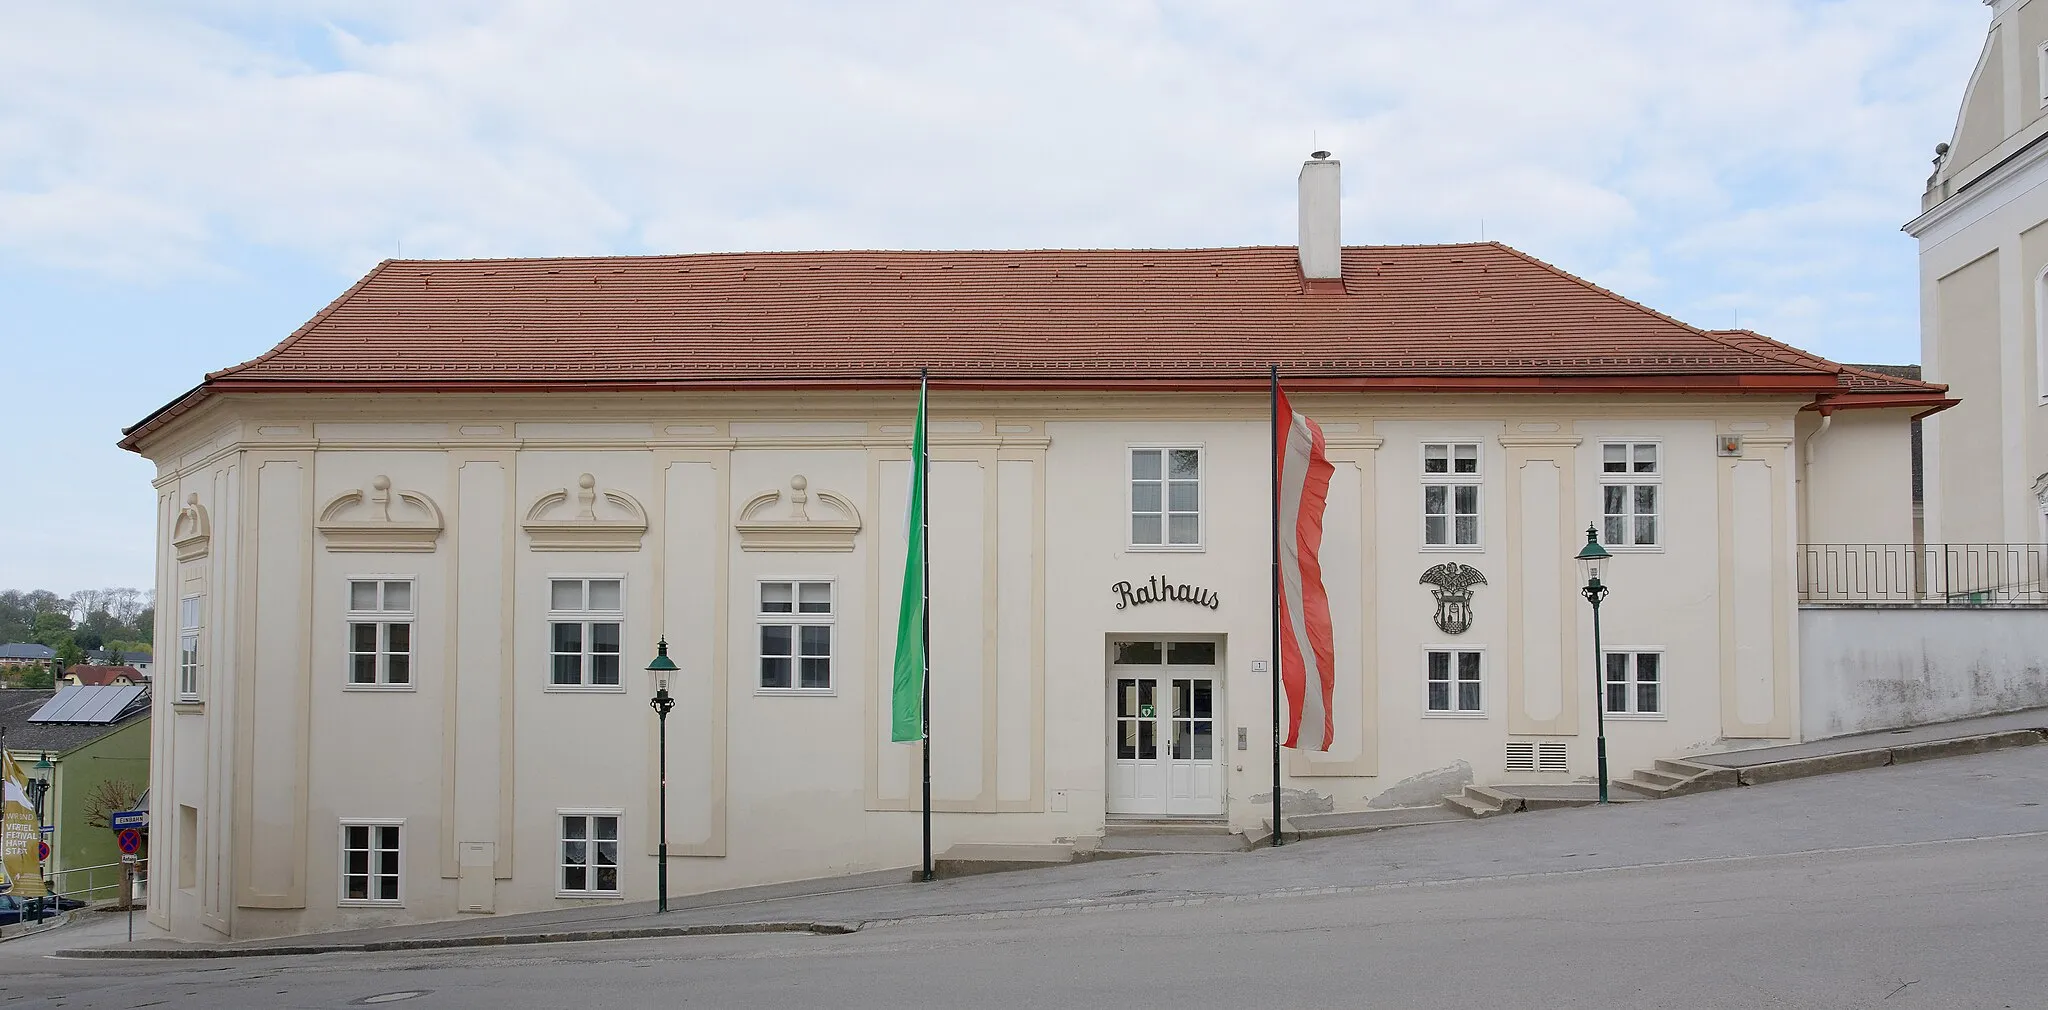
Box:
0;685;150;901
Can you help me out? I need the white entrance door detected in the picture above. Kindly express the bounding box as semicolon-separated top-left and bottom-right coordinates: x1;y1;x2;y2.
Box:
1107;641;1223;817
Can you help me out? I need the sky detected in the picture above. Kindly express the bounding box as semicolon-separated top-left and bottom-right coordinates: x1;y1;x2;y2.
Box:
0;0;1994;594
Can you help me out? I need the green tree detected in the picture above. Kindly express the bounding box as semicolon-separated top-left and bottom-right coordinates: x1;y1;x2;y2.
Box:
54;639;83;673
30;612;72;647
18;666;53;690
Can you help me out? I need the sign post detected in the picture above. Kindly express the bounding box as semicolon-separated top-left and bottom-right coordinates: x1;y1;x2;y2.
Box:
110;810;147;831
121;854;139;942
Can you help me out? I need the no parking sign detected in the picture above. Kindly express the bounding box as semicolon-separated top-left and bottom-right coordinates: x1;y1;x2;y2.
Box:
36;840;48;862
116;829;141;855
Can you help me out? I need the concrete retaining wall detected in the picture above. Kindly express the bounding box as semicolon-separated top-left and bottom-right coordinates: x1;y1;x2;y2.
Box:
1800;606;2048;739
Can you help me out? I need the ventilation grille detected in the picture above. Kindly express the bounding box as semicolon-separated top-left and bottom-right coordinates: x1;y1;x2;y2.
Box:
1506;741;1569;773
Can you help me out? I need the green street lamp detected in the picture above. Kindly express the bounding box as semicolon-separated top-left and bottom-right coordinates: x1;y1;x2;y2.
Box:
1575;525;1614;805
645;638;679;914
28;754;51;923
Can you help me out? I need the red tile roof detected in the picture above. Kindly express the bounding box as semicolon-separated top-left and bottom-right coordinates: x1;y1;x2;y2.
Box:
122;243;1953;447
63;665;141;686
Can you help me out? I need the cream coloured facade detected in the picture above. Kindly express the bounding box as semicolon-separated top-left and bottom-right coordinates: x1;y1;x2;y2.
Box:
1909;0;2048;544
129;159;1945;940
133;389;1931;940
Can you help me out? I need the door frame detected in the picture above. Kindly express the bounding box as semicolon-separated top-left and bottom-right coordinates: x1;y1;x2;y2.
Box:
1105;636;1226;818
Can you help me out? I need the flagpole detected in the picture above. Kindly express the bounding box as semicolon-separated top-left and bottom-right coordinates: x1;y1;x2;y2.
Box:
919;368;934;883
1269;364;1283;847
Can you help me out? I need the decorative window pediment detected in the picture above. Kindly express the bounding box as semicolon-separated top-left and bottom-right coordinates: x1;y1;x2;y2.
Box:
317;476;446;552
524;474;648;552
736;476;862;552
172;494;211;562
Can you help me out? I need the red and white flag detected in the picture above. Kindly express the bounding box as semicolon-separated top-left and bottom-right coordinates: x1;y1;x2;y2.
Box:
1277;386;1337;751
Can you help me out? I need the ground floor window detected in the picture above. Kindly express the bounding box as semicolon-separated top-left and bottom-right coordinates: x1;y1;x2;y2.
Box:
1426;649;1483;713
1604;652;1662;715
559;812;621;895
340;821;402;904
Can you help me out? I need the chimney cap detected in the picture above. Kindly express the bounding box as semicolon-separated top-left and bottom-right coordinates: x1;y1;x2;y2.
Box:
1310;150;1331;160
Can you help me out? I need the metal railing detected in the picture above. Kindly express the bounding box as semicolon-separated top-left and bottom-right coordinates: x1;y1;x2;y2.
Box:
48;858;145;905
1798;543;2048;605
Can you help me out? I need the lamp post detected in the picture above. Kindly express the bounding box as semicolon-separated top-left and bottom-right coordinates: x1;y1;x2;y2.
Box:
27;754;50;923
645;638;678;914
1575;525;1614;804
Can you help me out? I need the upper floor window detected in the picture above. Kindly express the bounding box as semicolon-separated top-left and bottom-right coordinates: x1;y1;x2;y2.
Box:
347;579;413;689
1600;442;1660;547
550;578;622;690
177;595;201;702
1130;448;1202;548
1422;443;1481;547
759;581;833;691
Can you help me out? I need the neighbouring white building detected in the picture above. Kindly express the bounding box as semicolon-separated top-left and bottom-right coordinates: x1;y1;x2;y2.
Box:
1910;0;2048;543
126;156;1949;940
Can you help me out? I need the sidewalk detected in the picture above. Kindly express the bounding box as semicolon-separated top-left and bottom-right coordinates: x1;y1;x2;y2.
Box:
40;709;2048;961
1688;706;2048;770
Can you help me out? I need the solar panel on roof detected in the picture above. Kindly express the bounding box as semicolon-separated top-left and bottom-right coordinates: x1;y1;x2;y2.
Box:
27;686;85;723
28;684;145;724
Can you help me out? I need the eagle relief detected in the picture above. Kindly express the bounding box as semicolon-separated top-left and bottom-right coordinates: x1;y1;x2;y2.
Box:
1419;563;1487;635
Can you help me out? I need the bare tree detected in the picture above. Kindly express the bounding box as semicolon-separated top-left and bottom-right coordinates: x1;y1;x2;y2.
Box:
81;779;145;831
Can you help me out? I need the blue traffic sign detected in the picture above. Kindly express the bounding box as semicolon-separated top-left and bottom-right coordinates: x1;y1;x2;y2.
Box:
109;810;147;830
116;829;141;855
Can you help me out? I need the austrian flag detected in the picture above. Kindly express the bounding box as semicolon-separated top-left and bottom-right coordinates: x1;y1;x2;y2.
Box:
1276;385;1337;751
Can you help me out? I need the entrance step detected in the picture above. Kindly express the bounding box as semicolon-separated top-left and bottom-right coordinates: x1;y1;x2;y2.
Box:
1104;818;1233;837
932;842;1076;879
1095;821;1250;856
1442;784;1523;818
1277;806;1466;840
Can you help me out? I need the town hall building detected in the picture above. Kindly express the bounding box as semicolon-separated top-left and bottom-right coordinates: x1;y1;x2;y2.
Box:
125;156;1947;939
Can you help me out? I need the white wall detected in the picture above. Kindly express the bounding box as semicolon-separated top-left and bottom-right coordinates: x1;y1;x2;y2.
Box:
1800;606;2048;739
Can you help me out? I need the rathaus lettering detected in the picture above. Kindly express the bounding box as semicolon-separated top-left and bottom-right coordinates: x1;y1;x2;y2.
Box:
1112;577;1221;611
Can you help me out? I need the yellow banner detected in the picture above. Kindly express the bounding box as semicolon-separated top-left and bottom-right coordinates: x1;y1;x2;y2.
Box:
1;753;45;899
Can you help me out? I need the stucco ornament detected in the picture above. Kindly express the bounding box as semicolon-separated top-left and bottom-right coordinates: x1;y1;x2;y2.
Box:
1419;563;1487;635
171;493;212;561
2033;472;2048;509
735;475;863;552
522;473;649;551
316;476;445;552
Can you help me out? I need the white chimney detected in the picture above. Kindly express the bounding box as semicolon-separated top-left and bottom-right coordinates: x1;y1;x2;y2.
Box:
1297;152;1341;280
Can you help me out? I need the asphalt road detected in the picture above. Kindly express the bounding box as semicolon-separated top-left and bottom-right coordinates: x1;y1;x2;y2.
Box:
9;748;2048;1009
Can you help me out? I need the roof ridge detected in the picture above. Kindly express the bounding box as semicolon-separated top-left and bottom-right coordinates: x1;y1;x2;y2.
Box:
376;242;1513;267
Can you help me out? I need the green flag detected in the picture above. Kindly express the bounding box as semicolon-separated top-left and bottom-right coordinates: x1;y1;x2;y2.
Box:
890;377;927;743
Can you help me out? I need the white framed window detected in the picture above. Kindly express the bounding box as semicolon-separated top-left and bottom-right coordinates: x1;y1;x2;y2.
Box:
2035;267;2048;405
346;579;414;689
1421;442;1481;548
1603;651;1663;716
339;819;403;905
2039;42;2048;107
558;810;622;896
548;578;623;691
1599;442;1661;547
759;581;833;691
1129;447;1202;549
177;595;201;702
1424;648;1485;715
